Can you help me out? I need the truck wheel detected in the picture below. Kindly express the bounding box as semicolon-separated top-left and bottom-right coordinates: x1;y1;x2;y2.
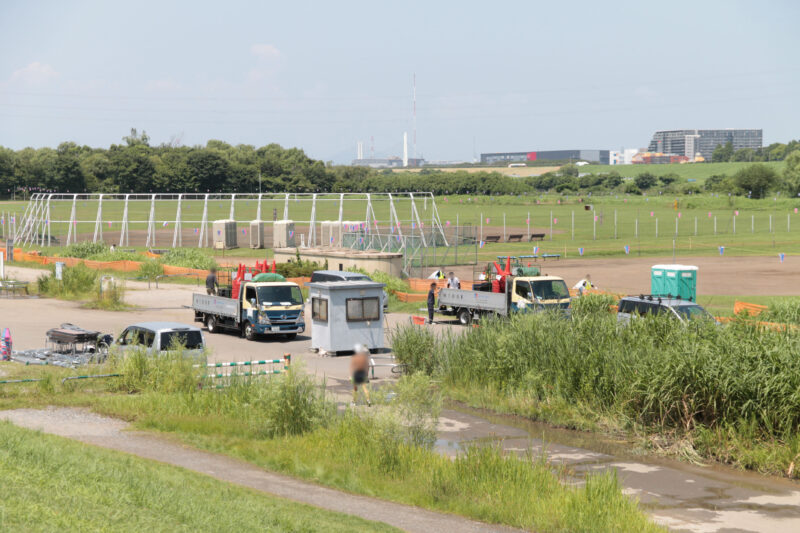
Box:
457;308;472;326
284;333;297;340
244;322;256;341
206;316;219;334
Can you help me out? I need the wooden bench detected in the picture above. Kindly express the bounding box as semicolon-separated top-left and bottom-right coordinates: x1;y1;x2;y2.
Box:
541;253;561;260
529;233;546;241
483;235;501;243
506;234;523;242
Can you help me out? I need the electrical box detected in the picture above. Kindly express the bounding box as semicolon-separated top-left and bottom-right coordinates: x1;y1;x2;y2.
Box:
306;280;386;353
249;220;264;249
651;264;697;301
212;219;238;250
273;220;295;248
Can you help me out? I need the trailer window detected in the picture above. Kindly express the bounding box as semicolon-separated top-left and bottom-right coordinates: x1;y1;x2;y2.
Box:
312;297;328;322
346;297;380;322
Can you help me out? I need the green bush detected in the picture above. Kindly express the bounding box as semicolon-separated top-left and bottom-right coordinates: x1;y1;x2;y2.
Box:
85;250;147;262
158;248;217;270
58;241;107;259
36;263;99;299
138;260;164;281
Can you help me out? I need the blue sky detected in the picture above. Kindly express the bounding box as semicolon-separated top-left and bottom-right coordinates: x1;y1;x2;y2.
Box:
0;0;798;163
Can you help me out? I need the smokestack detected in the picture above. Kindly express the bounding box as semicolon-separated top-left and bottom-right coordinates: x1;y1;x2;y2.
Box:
403;132;408;167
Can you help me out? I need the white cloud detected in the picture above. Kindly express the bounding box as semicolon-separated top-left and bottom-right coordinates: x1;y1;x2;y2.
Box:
250;43;281;60
8;61;58;85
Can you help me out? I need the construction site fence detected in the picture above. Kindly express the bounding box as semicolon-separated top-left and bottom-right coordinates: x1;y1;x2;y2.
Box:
196;354;292;388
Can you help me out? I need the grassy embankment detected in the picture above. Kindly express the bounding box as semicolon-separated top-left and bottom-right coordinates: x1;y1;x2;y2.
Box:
0;351;662;533
0;422;397;533
393;297;800;478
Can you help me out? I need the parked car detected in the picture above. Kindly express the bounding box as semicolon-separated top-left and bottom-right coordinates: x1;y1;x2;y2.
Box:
616;295;714;324
115;321;206;355
310;270;389;310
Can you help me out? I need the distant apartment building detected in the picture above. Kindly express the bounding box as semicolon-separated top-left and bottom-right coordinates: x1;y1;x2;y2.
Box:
647;129;762;161
480;149;610;165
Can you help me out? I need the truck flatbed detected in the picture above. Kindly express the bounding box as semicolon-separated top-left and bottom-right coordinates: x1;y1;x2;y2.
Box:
192;293;239;319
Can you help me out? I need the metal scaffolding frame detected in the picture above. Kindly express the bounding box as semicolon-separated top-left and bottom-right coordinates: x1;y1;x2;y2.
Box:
16;192;462;274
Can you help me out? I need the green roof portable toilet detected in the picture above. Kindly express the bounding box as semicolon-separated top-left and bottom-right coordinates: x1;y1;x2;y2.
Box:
651;264;698;301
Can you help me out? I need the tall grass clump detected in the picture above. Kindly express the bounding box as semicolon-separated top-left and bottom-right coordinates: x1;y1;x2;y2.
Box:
137;260;164;281
762;299;800;325
36;263;99;299
158;248;217;270
57;241;107;259
571;293;617;317
394;311;800;447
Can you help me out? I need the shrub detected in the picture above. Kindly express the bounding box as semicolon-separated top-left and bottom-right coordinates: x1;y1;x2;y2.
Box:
58;241;107;259
159;248;217;270
36;263;99;299
138;260;164;281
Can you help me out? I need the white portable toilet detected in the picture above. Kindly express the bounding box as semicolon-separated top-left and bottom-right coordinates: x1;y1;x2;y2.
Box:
307;280;386;353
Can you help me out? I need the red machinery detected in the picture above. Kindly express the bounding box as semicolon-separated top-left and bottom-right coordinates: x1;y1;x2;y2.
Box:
230;260;277;298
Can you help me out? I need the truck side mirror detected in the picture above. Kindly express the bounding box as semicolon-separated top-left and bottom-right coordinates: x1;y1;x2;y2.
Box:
250;298;257;307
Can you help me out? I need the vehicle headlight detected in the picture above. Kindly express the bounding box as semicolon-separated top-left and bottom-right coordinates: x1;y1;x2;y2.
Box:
259;313;270;325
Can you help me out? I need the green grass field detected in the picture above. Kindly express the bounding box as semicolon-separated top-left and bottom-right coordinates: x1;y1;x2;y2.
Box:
4;191;799;261
0;422;397;533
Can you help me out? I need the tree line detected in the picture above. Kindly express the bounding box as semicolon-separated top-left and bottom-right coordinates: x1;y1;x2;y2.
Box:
0;130;798;199
711;140;800;163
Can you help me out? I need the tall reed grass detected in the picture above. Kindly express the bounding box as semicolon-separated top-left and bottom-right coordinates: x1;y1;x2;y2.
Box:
393;311;800;439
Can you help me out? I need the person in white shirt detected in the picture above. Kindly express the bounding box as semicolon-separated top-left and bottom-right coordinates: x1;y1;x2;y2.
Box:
446;271;461;289
572;274;596;296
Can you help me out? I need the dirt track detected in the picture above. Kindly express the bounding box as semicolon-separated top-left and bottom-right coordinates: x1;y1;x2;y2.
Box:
448;255;799;296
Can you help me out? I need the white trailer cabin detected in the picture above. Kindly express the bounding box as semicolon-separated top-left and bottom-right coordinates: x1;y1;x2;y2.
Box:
307;280;386;353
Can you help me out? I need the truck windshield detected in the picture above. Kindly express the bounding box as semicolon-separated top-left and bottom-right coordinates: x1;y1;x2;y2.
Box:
673;304;712;320
257;285;303;306
160;330;204;350
531;280;570;300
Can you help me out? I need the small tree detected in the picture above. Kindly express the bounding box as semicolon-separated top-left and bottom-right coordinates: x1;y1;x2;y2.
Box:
733;164;778;199
634;172;657;190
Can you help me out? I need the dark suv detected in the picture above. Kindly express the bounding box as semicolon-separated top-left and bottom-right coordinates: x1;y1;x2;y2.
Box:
617;295;713;324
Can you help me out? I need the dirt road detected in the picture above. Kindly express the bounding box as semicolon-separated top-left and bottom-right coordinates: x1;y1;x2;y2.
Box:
446;254;799;296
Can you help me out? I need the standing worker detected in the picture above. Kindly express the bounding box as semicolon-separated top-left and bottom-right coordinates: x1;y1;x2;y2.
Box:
427;282;437;324
350;344;371;407
206;267;218;295
446;271;461;289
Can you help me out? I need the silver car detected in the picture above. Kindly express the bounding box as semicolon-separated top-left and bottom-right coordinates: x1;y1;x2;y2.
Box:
617;296;714;324
115;321;206;356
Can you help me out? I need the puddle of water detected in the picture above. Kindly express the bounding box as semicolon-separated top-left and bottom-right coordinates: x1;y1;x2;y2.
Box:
447;401;800;496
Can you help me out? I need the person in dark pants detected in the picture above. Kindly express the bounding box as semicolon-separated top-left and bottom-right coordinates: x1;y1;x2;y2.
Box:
427;282;437;324
205;267;218;295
